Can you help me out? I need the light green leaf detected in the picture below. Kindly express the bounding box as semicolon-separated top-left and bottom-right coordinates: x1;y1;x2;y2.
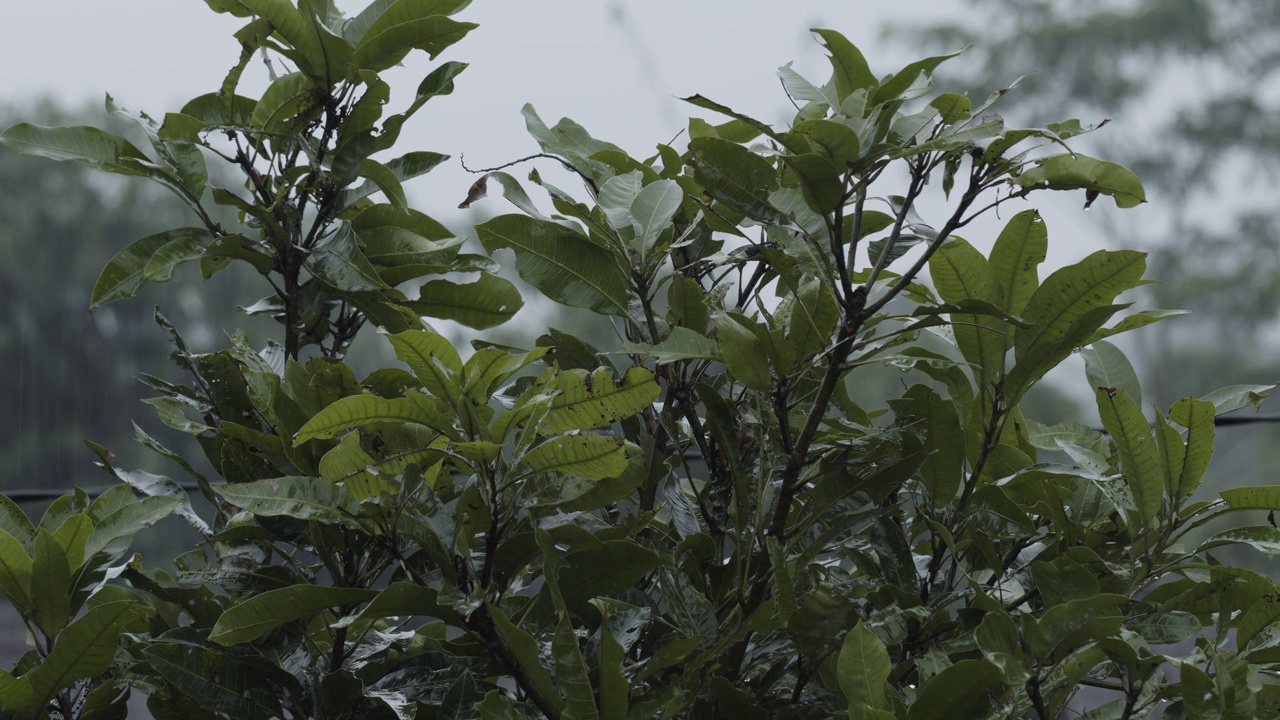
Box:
989;209;1047;318
1018;153;1146;208
630;179;683;261
216;476;360;526
1169;398;1215;498
388;329;463;405
929;238;1006;387
1221;487;1280;512
1082;341;1141;407
541;366;660;434
1201;384;1275;415
1095;388;1163;527
521;435;631;480
476;215;630;316
294;392;454;443
1009;250;1146;399
209;585;378;645
838;621;890;718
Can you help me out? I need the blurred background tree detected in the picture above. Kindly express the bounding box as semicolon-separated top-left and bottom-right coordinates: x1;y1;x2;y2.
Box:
902;0;1280;552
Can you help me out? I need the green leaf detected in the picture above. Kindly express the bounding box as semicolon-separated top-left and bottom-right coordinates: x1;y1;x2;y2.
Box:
0;123;156;177
31;528;71;637
1126;610;1200;644
0;495;34;552
554;618;600;720
688;137;783;224
409;272;523;330
1169;398;1215;497
598;622;629;720
1201;384;1275;415
353;9;477;71
83;496;181;561
1153;412;1186;502
143;236;206;283
0;530;33;610
1221;487;1280;512
541;366;660;434
1095;388;1163;527
872;50;962;106
354;160;406;213
521;435;631;480
930;93;971;125
1017;154;1146;208
217;476;360;526
249;72;316;132
809;29;877;100
294;392;454;443
906;659;1005;720
90;228;208;309
714;312;771;391
28;601;147;710
388;329;464;405
793;119;861;166
1087;308;1188;344
307;227;390;292
630;179;683;261
209;585;378;645
619;327;721;364
476;215;630;316
484;603;565;716
1022;594;1126;663
144;643;283;720
0;669;32;717
838;621;890;718
1202;527;1280;555
1009;250;1146;399
989;209;1047;318
929;238;1006;386
1082;341;1141;407
783;153;844;215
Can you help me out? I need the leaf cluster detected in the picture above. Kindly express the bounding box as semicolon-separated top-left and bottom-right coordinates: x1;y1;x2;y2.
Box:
2;5;1280;720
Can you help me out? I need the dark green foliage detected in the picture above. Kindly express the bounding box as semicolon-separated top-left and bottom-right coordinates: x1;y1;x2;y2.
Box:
1;3;1278;719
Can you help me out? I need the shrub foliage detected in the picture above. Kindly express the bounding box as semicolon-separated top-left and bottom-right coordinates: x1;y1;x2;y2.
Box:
2;2;1278;719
